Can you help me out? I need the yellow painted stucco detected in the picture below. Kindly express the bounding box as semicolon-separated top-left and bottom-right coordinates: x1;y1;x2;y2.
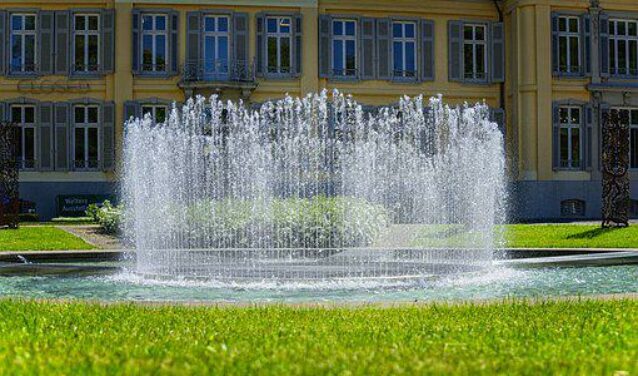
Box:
3;0;636;189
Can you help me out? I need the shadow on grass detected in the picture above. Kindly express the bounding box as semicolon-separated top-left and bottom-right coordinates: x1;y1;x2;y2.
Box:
566;227;624;240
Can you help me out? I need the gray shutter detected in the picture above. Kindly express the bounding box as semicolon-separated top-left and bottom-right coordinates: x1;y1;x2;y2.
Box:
319;15;331;78
600;13;609;77
101;9;115;74
376;18;391;80
294;14;302;77
0;102;5;122
54;102;70;171
256;14;264;76
551;13;559;75
186;12;201;75
101;102;115;171
552;103;560;170
448;20;463;82
0;11;5;75
421;20;434;81
169;11;179;76
490;108;506;138
360;18;375;80
124;100;140;122
54;11;70;75
38;102;54;171
582;14;591;76
38;11;55;75
584;104;593;170
132;9;140;74
490;22;504;83
233;13;249;78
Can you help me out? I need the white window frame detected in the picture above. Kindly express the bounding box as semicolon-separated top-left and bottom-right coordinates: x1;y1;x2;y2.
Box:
557;15;581;74
73;105;100;170
9;13;37;73
609;19;638;76
141;14;168;73
558;105;583;169
141;104;168;124
10;104;37;170
332;19;357;77
463;23;488;81
392;21;417;79
265;16;292;75
73;13;101;73
203;15;230;76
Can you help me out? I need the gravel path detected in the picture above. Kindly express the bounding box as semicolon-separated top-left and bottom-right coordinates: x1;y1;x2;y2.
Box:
57;225;123;250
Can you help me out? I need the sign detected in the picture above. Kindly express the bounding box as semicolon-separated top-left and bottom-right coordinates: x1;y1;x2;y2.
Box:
56;194;115;217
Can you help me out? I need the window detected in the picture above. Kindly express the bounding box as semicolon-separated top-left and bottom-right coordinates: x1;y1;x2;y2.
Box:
203;15;230;78
73;14;100;72
141;14;167;72
463;24;487;81
557;16;581;74
142;105;167;124
558;106;582;169
73;105;100;169
615;109;638;168
266;16;292;74
10;105;36;169
332;19;357;77
393;22;416;79
10;14;37;73
609;19;638;76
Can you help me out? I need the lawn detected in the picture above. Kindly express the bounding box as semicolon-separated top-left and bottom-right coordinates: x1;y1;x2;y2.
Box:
411;224;638;248
0;227;95;251
0;299;636;374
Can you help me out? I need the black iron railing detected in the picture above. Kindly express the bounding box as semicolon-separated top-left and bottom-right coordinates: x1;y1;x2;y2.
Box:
182;59;256;83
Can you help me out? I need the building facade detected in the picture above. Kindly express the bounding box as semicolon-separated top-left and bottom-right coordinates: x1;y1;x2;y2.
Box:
0;0;634;220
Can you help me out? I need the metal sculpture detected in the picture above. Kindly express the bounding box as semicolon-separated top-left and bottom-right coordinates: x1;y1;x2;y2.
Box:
0;122;19;229
601;109;630;228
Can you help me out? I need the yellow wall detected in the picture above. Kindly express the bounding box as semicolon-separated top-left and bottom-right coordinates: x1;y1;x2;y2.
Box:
2;0;508;184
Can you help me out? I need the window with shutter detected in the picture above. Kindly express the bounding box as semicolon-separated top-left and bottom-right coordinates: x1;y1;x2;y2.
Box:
10;104;37;169
265;16;293;76
553;14;582;76
72;13;101;74
9;13;38;74
72;104;100;170
608;18;638;77
392;21;417;80
332;19;358;78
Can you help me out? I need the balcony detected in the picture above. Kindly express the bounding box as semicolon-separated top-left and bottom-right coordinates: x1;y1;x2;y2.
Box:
179;59;258;99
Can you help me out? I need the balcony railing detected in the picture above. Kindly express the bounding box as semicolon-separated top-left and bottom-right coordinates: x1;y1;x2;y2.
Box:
182;59;256;83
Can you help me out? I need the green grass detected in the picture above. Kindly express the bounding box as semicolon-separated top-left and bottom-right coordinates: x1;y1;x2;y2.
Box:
505;224;638;248
0;227;95;251
0;299;636;374
411;224;638;248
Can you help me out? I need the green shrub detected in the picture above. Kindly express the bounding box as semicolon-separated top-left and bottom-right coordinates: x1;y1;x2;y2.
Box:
85;204;101;222
94;200;123;235
51;216;94;224
18;213;40;223
180;196;389;248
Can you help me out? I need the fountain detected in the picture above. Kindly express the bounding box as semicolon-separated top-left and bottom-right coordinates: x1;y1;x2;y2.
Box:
122;90;506;282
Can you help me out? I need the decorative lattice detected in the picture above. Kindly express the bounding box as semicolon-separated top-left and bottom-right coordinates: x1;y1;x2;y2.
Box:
0;122;19;229
601;109;630;228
